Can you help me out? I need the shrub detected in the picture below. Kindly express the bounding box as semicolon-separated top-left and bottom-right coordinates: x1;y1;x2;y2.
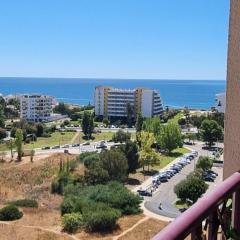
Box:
196;156;213;171
112;129;131;143
174;174;208;203
0;128;7;140
42;132;51;138
0;205;23;221
83;202;121;232
83;153;100;168
9;199;38;208
62;212;83;233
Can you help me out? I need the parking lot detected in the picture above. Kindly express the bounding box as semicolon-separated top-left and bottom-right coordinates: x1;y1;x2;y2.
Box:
136;150;223;218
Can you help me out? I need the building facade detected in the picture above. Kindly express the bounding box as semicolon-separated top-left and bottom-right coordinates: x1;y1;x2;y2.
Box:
20;94;53;122
224;0;240;179
215;92;226;113
94;86;163;118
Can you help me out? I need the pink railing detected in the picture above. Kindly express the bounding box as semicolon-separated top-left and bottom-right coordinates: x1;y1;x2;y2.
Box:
152;172;240;240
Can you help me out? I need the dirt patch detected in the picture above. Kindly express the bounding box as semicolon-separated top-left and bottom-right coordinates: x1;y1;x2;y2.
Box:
118;218;168;240
74;214;145;240
0;153;79;205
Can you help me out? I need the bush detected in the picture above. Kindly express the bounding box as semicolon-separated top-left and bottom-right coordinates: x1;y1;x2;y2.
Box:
112;130;131;143
62;212;84;233
83;153;100;168
83;202;121;232
0;205;23;221
0;128;7;140
42;132;51;138
174;174;208;203
196;156;213;171
9;199;38;208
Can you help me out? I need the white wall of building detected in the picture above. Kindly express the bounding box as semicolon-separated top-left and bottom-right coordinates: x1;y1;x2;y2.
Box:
94;87;105;116
141;90;153;118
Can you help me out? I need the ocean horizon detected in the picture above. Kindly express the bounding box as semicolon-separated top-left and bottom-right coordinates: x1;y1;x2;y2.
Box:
0;77;226;110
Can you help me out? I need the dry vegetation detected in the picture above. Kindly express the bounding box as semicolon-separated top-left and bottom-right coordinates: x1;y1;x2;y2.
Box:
0;152;168;240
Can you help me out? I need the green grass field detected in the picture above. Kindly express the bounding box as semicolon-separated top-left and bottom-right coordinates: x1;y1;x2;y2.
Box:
24;132;77;150
168;112;184;125
72;131;114;144
0;132;77;151
155;147;190;169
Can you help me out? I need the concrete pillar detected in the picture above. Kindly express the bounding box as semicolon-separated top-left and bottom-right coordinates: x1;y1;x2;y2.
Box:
224;0;240;179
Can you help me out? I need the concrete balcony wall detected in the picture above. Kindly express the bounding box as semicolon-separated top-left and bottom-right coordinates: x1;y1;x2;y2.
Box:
224;0;240;179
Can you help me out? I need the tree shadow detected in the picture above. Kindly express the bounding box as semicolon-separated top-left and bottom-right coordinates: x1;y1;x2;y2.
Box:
167;152;183;158
140;169;159;176
126;178;141;186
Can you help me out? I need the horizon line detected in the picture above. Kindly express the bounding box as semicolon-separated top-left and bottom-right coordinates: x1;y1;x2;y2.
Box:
0;76;226;81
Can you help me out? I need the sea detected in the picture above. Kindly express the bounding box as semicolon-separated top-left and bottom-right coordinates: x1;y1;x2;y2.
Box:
0;78;226;110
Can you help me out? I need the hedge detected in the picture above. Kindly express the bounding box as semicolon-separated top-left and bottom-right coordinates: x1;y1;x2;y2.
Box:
9;199;38;208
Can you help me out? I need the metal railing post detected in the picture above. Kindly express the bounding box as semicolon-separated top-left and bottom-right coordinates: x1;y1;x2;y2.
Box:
232;188;240;235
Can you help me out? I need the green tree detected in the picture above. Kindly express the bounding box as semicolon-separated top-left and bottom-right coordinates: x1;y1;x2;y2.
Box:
196;156;213;171
126;102;134;127
81;111;94;139
102;118;109;127
36;123;44;137
135;112;143;132
0;128;7;140
183;107;190;127
54;102;70;115
0;105;5;128
100;149;128;182
15;128;23;161
112;129;131;143
139;131;159;172
142;117;162;136
62;213;84;233
119;140;139;173
6;139;15;161
174;174;208;203
200;120;223;147
157;122;183;153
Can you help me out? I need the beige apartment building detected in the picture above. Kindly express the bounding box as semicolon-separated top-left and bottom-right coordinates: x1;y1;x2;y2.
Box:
94;86;163;119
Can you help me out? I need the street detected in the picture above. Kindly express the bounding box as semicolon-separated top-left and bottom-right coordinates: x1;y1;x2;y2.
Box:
137;141;223;219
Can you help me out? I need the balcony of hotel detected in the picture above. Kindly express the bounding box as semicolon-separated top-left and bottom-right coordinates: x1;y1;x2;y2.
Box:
151;1;240;239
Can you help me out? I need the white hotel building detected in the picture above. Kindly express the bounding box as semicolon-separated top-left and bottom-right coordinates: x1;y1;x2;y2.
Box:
20;94;54;122
94;86;163;118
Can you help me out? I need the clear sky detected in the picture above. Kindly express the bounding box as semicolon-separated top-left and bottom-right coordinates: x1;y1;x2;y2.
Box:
0;0;229;80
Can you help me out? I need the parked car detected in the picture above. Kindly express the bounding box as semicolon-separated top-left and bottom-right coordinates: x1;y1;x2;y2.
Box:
82;142;90;145
63;144;70;148
206;170;218;177
96;141;107;149
191;151;198;156
159;175;168;182
52;145;60;149
166;170;175;177
42;146;50;150
137;189;152;197
170;166;180;173
72;143;79;147
203;175;215;182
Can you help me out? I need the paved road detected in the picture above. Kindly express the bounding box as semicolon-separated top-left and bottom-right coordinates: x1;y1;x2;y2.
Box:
141;142;223;218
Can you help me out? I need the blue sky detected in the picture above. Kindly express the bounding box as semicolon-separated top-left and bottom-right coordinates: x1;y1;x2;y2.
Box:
0;0;229;80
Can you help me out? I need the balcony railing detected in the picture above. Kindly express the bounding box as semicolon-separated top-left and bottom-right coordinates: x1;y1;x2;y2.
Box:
152;172;240;240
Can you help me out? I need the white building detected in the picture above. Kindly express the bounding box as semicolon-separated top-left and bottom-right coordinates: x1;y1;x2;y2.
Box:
94;86;163;118
20;94;54;122
215;93;226;113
